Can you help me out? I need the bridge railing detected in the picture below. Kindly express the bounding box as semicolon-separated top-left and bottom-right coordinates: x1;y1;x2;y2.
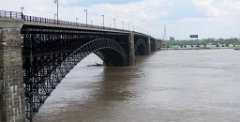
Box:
23;15;128;31
0;10;128;32
0;10;22;19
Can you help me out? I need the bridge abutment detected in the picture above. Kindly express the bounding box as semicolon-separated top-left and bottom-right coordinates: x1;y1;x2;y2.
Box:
0;18;25;122
128;32;136;65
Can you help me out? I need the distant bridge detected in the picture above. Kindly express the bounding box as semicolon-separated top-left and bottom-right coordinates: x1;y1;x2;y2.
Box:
0;10;162;122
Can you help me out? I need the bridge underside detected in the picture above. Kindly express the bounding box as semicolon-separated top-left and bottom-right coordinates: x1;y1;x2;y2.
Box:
21;26;159;120
21;25;131;119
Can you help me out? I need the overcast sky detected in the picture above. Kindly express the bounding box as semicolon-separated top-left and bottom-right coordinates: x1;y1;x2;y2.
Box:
1;0;240;40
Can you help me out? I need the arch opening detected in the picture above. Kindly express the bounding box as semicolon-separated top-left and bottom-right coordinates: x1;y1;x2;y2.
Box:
24;37;128;119
135;39;147;55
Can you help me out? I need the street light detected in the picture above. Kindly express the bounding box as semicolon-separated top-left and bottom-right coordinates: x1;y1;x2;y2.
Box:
20;6;24;19
102;15;104;28
84;9;88;26
122;21;124;29
113;18;116;28
54;0;59;24
20;7;24;13
76;18;78;23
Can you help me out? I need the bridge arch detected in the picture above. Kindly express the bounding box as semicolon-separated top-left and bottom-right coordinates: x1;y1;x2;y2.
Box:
135;39;147;55
71;38;128;66
24;37;128;119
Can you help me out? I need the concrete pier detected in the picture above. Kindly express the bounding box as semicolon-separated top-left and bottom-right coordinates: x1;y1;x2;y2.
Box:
0;18;25;122
146;36;151;54
128;32;136;65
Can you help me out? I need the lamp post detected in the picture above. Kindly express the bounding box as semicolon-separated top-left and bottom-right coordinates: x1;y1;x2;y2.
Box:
54;0;59;24
122;21;124;29
113;18;116;28
84;9;88;26
76;18;78;23
20;7;24;13
102;15;104;28
20;7;24;19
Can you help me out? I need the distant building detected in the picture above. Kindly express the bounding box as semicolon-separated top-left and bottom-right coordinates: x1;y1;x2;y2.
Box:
170;36;175;41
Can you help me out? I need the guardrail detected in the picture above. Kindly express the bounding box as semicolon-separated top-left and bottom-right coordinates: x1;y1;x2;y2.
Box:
0;10;129;32
0;10;22;19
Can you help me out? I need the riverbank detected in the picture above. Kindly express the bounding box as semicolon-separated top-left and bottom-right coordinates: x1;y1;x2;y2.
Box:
234;47;240;50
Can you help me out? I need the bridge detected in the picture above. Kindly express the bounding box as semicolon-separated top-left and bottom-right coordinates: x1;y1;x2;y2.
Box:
0;10;162;122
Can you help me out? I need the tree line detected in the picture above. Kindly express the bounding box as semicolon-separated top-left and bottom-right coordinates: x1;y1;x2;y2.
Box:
165;38;240;47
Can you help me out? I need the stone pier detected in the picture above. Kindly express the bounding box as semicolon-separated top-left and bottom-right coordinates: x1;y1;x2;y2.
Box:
0;18;25;122
128;32;136;65
146;36;151;54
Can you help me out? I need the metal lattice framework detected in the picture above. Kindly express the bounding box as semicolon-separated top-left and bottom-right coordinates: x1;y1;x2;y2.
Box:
22;26;128;120
135;39;147;55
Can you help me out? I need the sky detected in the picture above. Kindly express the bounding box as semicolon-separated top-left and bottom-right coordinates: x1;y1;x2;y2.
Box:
1;0;240;40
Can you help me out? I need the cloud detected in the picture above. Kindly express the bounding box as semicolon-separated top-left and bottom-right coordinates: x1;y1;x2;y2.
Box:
162;0;207;20
192;0;240;19
184;0;240;38
62;0;141;7
0;0;240;39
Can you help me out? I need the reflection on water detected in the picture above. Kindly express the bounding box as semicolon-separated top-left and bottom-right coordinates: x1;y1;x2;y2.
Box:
35;50;240;122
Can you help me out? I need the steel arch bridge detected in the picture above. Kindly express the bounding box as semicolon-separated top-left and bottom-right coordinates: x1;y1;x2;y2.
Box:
21;25;131;119
0;10;163;122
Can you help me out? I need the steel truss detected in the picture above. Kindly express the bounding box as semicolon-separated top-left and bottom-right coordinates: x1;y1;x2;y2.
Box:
135;39;148;55
21;26;128;121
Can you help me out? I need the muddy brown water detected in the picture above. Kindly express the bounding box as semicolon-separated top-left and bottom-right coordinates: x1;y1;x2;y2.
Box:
34;49;240;122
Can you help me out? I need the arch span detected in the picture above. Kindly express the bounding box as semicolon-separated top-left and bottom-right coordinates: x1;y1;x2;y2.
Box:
69;38;128;66
135;39;147;55
25;38;128;119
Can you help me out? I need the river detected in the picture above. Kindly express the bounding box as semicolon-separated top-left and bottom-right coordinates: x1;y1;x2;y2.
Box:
34;49;240;122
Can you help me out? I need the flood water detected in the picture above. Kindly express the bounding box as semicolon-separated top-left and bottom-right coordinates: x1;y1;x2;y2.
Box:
34;49;240;122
